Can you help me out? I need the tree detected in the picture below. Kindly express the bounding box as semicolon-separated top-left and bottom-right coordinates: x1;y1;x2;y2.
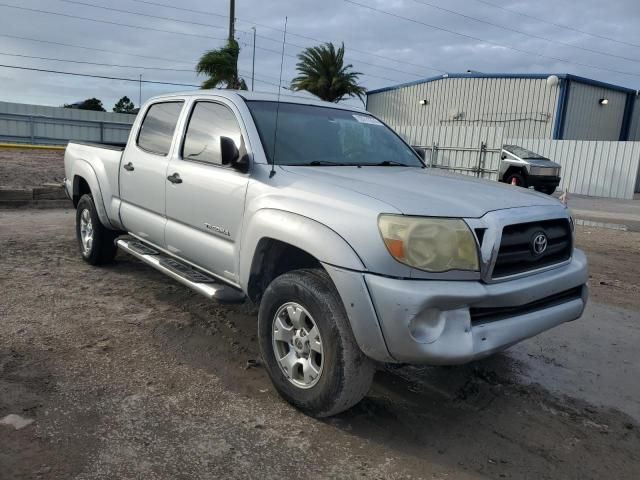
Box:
64;98;106;112
113;96;136;114
290;42;366;103
196;39;247;90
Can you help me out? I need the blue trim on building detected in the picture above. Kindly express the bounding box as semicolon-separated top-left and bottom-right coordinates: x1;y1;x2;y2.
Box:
552;78;571;140
619;92;636;141
367;72;637;96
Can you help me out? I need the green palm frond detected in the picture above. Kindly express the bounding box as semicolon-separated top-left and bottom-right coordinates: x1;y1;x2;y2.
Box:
290;42;366;103
196;39;247;90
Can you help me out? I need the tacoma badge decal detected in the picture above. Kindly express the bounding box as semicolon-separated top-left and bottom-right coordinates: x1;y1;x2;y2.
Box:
204;223;231;237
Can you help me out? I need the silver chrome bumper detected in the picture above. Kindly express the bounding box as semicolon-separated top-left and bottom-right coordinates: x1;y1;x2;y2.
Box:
325;249;588;365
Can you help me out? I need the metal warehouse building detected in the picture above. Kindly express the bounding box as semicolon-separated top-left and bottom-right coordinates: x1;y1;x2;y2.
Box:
366;73;639;141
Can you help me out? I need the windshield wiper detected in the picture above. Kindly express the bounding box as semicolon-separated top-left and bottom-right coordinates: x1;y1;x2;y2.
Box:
368;160;410;166
307;160;354;166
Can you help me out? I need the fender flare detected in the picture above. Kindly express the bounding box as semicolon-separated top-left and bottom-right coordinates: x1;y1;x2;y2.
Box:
71;159;115;230
239;208;365;290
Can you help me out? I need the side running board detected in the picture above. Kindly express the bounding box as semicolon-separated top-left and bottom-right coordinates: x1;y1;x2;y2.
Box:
116;238;245;303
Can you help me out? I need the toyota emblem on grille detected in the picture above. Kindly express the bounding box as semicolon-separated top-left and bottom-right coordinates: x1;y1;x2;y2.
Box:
531;232;548;255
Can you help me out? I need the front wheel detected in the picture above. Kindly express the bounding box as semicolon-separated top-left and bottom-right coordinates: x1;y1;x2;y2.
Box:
75;194;118;265
258;269;375;417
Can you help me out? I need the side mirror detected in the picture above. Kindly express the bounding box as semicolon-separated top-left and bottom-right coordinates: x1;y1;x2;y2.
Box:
220;136;240;166
413;146;426;160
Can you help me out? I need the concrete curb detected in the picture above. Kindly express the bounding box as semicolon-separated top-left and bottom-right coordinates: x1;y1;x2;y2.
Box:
0;185;72;209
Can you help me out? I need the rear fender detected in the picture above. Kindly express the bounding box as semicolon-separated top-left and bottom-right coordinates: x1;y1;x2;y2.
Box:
71;160;116;230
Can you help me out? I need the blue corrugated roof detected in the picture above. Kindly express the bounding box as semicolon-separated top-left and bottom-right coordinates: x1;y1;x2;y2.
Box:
367;73;637;96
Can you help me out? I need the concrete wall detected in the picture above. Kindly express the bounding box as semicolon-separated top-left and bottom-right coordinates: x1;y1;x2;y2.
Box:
0;101;135;145
562;83;627;140
367;76;560;139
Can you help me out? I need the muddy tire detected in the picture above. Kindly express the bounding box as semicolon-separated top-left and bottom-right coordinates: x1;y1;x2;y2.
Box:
505;172;527;188
258;268;375;417
75;194;118;266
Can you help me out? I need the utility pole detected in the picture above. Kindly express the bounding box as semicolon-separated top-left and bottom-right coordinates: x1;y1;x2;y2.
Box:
251;26;256;91
138;74;142;107
228;0;235;42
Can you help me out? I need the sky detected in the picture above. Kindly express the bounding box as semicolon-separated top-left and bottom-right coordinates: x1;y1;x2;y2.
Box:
0;0;638;111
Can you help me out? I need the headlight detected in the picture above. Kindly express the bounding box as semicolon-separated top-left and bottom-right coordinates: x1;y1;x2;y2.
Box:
378;215;479;272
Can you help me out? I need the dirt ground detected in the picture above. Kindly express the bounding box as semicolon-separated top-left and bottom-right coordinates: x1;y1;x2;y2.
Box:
0;148;65;188
1;209;639;479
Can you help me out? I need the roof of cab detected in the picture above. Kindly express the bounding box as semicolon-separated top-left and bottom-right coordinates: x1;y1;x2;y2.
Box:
146;89;367;112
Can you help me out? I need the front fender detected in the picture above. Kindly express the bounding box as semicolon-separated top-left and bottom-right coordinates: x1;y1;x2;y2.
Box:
239;208;365;290
71;160;115;230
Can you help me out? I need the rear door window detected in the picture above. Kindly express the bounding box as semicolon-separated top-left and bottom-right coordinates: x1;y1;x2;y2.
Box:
137;101;184;155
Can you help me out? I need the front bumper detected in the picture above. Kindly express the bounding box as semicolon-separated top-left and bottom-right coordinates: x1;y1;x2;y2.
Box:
325;249;588;365
528;175;561;189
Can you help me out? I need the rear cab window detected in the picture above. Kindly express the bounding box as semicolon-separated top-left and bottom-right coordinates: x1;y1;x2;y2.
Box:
137;101;184;156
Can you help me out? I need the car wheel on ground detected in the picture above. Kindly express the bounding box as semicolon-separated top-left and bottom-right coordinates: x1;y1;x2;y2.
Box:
258;268;375;417
75;194;118;265
505;172;527;188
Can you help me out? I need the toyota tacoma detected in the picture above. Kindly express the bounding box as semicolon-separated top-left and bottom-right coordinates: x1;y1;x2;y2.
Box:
64;91;588;417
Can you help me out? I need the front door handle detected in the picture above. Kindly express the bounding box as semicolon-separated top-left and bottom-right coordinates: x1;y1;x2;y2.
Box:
123;162;134;171
167;172;182;184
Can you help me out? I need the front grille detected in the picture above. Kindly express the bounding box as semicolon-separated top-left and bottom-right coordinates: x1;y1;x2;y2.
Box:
492;219;572;278
470;286;583;325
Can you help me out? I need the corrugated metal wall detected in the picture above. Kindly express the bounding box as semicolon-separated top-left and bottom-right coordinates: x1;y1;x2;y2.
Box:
562;83;627;140
391;123;640;199
368;77;560;139
508;139;640;199
0;101;135;145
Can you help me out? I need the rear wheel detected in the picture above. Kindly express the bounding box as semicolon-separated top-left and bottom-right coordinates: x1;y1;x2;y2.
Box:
75;194;118;265
258;269;375;417
505;172;527;188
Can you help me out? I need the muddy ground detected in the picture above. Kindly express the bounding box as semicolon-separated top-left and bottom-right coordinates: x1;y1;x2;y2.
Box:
0;148;65;188
1;209;639;479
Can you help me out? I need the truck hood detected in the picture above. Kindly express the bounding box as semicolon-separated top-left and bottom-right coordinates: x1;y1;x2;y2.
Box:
281;166;562;218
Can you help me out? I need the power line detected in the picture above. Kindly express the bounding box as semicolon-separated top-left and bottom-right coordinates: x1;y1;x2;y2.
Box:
409;0;640;64
344;0;640;79
0;51;196;72
0;2;407;84
0;63;200;87
122;0;449;75
55;0;229;32
473;0;640;49
53;0;421;82
0;50;286;88
0;33;193;66
0;61;287;90
0;3;228;43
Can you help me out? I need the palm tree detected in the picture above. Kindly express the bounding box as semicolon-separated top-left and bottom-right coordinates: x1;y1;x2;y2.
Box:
196;39;247;90
290;42;366;103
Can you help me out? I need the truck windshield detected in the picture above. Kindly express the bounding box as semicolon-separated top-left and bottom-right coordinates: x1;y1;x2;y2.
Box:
245;101;423;167
503;144;549;161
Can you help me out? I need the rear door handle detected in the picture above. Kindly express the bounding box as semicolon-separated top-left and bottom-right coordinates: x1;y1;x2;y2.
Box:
123;162;134;171
167;172;182;184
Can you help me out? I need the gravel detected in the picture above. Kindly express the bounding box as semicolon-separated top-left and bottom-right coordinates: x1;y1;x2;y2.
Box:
1;208;639;479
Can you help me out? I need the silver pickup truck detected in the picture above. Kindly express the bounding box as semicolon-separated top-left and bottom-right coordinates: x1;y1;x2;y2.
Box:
64;91;588;417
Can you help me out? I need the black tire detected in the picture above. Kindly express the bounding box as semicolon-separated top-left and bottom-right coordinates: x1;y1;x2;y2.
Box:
258;268;375;417
535;185;556;195
505;172;527;188
75;194;118;265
